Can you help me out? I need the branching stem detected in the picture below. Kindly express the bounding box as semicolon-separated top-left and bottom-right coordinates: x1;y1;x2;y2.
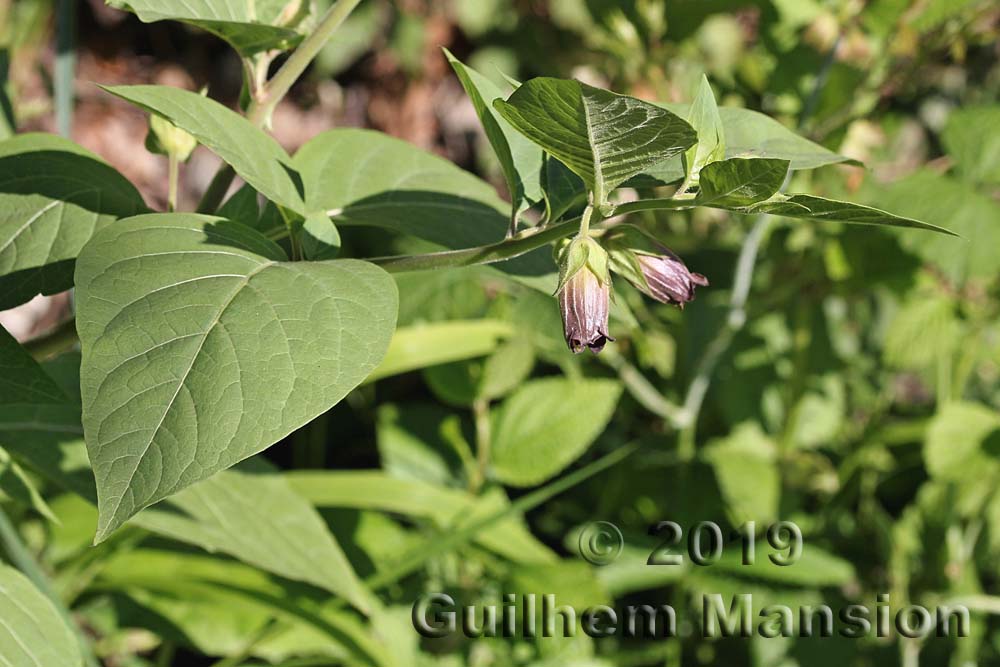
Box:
196;0;364;213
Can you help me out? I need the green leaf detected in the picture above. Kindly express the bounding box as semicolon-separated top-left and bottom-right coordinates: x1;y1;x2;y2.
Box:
544;154;587;221
876;170;999;283
286;470;557;564
366;319;513;382
684;75;726;178
0;351;376;601
884;293;959;370
96;548;394;667
494;77;697;206
509;561;610;610
103;85;305;212
0;353;91;502
712;544;856;587
478;338;536;400
702;423;780;524
113;0;304;56
376;403;459;486
0;447;58;521
491;377;622;487
300;211;341;260
943;105;1000;185
295;128;504;247
0;324;67;404
445;49;543;214
732;194;957;235
661;103;860;170
217;183;261;228
138;459;373;613
0;564;82;667
0;133;146;309
925;402;1000;481
75;213;398;541
293;128;556;289
696;157;789;207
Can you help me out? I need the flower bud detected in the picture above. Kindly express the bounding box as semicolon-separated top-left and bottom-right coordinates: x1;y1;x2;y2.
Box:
604;225;708;307
556;236;614;354
635;253;709;307
147;114;197;161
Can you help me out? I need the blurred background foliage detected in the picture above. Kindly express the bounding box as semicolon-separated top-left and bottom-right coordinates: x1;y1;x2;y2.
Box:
1;0;1000;666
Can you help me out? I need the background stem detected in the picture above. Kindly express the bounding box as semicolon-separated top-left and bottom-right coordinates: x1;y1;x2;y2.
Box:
54;0;75;138
167;152;179;212
471;399;491;494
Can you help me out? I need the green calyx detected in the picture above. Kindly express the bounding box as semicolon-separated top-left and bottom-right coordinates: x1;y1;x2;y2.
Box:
555;235;611;294
146;113;198;161
601;225;669;292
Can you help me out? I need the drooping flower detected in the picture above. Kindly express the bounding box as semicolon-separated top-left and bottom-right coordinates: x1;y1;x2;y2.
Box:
556;236;614;354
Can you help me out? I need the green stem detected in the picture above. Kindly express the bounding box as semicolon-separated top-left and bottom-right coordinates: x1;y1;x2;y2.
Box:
612;197;696;216
779;300;811;453
600;348;685;425
196;0;364;214
15;218;585;358
246;0;363;126
671;36;844;456
155;641;175;667
579;204;595;236
208;619;278;667
24;317;78;361
370;216;582;273
54;0;75;138
167;152;179;212
0;506;100;667
677;215;769;459
471;399;491;494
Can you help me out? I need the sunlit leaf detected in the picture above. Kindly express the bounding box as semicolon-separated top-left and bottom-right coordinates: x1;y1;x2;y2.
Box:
103;85;305;212
495;77;696;206
0;133;145;308
0;565;82;667
76;213;398;541
491;377;622;486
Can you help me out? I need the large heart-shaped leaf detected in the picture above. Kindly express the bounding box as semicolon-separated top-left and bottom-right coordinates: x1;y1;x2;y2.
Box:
0;565;83;667
494;77;697;206
0;347;374;607
112;0;304;56
76;213;398;541
293;128;556;290
104;85;305;212
445;50;543;216
0;133;146;309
